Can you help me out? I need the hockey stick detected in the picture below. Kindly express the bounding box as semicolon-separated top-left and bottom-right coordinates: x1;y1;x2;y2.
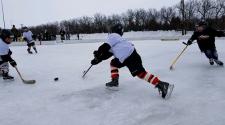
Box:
15;66;36;84
82;65;93;79
169;42;189;70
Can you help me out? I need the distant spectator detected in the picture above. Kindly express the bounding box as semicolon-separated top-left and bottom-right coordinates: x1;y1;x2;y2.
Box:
22;27;38;54
32;34;37;41
59;28;65;42
77;33;80;40
37;33;44;45
11;25;19;42
50;34;56;40
37;33;43;41
44;29;50;41
66;31;70;40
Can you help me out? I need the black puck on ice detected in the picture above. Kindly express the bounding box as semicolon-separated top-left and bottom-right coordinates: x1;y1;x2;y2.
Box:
54;77;59;81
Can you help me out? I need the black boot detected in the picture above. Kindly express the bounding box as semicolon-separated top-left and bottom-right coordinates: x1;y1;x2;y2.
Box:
155;81;174;99
214;59;223;66
27;48;33;54
33;47;38;53
106;77;119;87
2;72;14;81
209;58;214;65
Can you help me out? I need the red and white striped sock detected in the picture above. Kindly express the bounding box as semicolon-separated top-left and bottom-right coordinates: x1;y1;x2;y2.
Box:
137;71;159;85
111;66;119;79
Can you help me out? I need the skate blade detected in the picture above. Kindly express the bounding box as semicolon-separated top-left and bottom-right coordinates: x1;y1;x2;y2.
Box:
165;84;174;100
105;86;119;91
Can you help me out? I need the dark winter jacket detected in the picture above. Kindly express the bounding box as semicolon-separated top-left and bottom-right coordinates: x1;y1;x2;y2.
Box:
0;49;14;65
60;30;65;36
189;27;225;51
11;27;19;37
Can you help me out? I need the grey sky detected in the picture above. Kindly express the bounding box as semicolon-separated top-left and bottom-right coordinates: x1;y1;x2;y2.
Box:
0;0;181;29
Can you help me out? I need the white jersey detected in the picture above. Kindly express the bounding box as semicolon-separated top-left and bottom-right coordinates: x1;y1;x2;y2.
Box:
0;38;9;56
106;33;134;63
23;31;33;43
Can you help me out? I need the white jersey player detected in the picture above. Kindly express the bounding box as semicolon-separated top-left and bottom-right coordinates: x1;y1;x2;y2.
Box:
23;27;38;54
0;30;17;81
90;24;174;99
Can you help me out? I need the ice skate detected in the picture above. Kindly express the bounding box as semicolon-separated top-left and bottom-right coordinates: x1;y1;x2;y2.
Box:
209;58;214;65
27;49;33;54
105;78;119;91
2;72;14;81
33;48;38;53
214;59;223;66
155;81;174;99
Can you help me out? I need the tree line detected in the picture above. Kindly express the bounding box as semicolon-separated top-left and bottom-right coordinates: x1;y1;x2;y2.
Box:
28;0;225;35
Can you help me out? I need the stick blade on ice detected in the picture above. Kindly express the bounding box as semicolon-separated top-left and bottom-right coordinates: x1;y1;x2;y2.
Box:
23;79;36;84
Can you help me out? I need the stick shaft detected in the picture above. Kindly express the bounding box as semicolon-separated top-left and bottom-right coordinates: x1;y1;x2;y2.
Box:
15;66;25;81
82;65;93;78
170;45;188;68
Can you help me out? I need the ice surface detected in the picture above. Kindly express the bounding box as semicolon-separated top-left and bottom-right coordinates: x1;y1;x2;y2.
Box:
0;38;225;125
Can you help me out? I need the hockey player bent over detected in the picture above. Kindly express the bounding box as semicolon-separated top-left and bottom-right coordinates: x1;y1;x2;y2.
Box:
91;24;174;99
0;30;17;81
22;27;38;54
187;21;224;66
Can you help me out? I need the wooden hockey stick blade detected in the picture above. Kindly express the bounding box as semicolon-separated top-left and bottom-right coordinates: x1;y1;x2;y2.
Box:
15;67;36;84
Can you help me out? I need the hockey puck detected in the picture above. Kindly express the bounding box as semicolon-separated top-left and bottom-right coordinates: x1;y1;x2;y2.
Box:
54;77;59;81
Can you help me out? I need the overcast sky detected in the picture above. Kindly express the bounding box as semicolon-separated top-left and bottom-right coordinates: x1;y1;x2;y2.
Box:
0;0;181;29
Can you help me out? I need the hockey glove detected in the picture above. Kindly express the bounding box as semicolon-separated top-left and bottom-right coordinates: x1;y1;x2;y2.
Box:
8;49;12;55
187;40;193;45
9;60;17;67
93;50;101;58
23;37;28;42
91;58;101;65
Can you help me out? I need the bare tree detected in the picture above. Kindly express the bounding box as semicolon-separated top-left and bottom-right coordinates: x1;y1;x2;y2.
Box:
78;16;93;33
93;13;107;33
134;9;148;31
213;0;225;20
145;9;160;30
124;9;135;31
185;0;197;21
107;14;122;26
196;0;215;20
27;0;225;35
160;7;176;24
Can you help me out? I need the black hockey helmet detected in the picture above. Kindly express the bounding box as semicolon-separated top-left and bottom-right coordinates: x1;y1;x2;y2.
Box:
110;23;124;36
0;29;12;40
